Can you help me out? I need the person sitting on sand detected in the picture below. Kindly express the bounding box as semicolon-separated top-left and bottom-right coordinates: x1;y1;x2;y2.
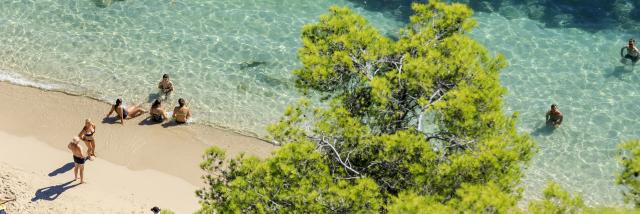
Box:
149;99;168;122
106;98;146;125
68;137;86;184
546;104;563;128
78;119;97;158
158;74;174;98
172;98;191;124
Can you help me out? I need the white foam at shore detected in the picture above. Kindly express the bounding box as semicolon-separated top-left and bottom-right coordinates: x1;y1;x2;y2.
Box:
0;70;59;91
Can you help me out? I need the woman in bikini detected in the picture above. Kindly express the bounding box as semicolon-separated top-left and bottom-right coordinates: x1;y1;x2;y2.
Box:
172;98;191;124
78;119;97;158
106;98;146;125
149;99;168;123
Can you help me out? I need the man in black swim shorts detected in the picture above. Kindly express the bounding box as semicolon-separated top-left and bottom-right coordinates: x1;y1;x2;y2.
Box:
68;137;86;184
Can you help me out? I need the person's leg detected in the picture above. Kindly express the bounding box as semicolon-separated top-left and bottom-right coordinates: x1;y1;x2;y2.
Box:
79;165;84;183
83;140;92;157
74;163;79;180
127;105;146;118
90;140;96;156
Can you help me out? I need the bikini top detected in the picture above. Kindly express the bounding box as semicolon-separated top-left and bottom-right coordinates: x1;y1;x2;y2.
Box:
85;126;95;136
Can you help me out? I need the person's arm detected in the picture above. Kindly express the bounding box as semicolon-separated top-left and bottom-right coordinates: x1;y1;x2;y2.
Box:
158;81;163;90
545;111;550;121
161;109;168;119
106;106;114;118
557;114;563;125
117;108;124;125
172;107;177;118
78;128;85;139
168;81;174;92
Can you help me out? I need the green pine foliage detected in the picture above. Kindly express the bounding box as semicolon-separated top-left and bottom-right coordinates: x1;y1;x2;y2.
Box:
527;182;585;214
198;0;537;212
618;140;640;207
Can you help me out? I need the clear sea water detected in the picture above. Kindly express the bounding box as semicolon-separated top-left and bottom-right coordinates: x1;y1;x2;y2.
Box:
1;0;637;207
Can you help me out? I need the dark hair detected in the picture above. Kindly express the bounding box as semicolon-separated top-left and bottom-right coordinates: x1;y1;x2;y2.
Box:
162;74;169;79
152;99;161;109
150;206;160;213
551;104;557;108
178;98;185;107
115;98;122;108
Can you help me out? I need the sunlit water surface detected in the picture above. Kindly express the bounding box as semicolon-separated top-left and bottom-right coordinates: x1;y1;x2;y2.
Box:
1;0;637;207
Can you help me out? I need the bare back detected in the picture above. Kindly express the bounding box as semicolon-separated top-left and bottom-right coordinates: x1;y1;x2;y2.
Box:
68;143;83;157
173;106;190;122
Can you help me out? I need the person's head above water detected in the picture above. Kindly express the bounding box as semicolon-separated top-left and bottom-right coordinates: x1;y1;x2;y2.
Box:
630;39;636;47
550;104;558;111
162;74;169;80
178;98;185;107
152;99;161;109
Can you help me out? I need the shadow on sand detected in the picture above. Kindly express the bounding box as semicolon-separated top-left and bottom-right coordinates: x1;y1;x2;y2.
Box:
138;116;164;126
161;120;182;128
48;162;75;177
101;116;119;124
31;180;80;202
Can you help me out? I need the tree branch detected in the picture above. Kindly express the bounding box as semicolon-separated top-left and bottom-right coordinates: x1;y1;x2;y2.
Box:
317;138;361;175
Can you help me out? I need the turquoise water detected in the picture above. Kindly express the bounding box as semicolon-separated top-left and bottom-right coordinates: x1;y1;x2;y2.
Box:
0;0;401;135
0;0;636;207
471;13;634;206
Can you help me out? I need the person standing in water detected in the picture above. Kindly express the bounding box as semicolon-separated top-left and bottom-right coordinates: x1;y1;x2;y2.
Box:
623;38;640;62
546;104;563;128
158;74;174;99
172;98;191;124
78;119;97;158
68;137;86;184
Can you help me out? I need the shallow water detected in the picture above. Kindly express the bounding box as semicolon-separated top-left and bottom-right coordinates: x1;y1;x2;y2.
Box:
0;0;636;207
0;0;401;135
471;13;636;206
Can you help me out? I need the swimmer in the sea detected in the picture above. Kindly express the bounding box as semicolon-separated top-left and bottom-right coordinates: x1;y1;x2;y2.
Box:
545;104;563;128
623;38;640;62
158;74;174;99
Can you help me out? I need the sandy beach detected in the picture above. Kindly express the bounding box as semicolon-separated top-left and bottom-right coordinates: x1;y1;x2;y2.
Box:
0;82;278;213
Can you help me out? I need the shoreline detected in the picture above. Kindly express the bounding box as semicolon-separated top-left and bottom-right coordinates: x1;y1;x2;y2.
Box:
0;69;273;140
0;81;278;212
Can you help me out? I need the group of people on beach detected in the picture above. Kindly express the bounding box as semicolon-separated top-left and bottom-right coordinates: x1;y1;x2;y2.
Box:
67;74;192;184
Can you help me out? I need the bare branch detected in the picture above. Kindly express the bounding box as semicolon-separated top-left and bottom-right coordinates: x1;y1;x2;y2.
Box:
317;138;361;175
